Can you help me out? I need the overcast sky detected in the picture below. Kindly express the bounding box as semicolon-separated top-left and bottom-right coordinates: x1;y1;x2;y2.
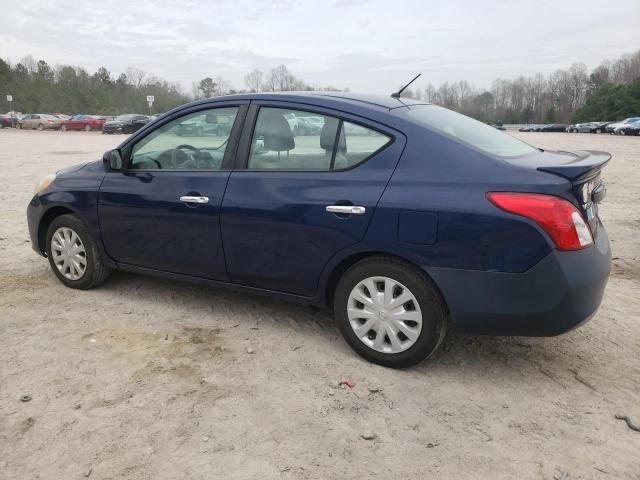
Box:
0;0;639;93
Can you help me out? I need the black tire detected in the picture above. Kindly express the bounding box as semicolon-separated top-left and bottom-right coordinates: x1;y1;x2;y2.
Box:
333;256;448;368
45;214;111;290
37;123;44;131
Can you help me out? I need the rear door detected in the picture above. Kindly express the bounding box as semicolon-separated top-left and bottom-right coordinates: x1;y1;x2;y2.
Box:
98;102;247;280
220;102;404;296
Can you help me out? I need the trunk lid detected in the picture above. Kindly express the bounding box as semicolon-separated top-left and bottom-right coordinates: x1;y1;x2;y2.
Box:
505;150;610;236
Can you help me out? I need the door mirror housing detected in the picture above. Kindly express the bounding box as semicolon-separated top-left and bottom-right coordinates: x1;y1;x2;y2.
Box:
103;149;123;171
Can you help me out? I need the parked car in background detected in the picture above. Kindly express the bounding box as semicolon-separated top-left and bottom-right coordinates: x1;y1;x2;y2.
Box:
176;112;233;136
615;119;640;136
607;117;640;134
613;118;640;135
541;123;568;132
1;114;12;128
61;115;106;131
296;116;323;135
102;114;150;134
18;114;63;130
588;122;612;133
518;124;538;132
568;122;599;133
27;92;611;368
628;121;640;136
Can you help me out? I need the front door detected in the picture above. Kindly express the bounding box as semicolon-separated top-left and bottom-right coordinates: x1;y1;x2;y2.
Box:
221;104;404;296
98;104;246;280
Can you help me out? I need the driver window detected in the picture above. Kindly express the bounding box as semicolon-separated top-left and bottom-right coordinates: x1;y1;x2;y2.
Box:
129;107;239;170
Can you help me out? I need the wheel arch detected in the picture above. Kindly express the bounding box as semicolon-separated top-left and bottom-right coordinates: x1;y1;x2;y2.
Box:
37;206;76;255
321;250;449;314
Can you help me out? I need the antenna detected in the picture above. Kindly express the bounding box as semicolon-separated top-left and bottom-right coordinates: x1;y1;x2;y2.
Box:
391;73;422;98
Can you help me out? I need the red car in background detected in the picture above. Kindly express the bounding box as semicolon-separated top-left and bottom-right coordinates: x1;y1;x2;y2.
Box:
1;114;13;128
61;115;105;131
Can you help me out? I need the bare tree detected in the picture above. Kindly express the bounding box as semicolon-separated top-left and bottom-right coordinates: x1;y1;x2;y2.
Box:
125;67;146;87
244;69;264;92
264;65;299;92
213;76;233;96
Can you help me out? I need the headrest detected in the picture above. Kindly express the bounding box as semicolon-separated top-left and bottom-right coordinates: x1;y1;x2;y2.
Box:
320;117;340;150
259;110;295;152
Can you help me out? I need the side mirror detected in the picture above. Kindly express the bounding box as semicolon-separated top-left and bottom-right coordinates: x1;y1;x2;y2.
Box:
103;149;123;171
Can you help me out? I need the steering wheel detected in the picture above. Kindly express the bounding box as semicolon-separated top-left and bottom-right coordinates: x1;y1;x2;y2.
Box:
170;144;200;166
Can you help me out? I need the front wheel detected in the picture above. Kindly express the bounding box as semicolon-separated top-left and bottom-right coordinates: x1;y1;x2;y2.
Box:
333;257;447;368
61;124;67;131
37;123;44;131
84;124;91;131
46;214;111;289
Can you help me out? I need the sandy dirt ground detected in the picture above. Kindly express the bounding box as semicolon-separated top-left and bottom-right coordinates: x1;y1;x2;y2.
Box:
1;128;639;479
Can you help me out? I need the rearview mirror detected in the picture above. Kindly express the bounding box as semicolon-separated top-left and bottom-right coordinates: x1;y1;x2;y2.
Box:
103;149;123;171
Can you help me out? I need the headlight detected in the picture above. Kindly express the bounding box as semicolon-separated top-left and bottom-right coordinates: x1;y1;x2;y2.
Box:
34;173;56;195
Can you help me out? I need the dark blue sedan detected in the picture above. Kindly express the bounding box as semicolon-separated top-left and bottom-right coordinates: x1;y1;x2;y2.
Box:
27;93;611;367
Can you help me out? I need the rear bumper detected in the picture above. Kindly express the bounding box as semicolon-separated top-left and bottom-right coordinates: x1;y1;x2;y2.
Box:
428;223;611;336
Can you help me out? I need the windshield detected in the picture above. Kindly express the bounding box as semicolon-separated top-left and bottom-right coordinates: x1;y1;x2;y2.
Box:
402;105;538;157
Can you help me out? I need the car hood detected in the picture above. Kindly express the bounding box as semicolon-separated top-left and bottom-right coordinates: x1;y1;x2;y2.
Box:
56;161;96;177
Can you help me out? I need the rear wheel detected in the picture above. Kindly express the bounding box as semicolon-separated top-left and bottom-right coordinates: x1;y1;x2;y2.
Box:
61;124;67;131
45;214;111;290
334;257;447;368
84;124;91;132
37;123;44;131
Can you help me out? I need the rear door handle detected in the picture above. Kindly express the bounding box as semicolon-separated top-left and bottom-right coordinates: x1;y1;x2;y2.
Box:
180;196;209;204
326;205;366;215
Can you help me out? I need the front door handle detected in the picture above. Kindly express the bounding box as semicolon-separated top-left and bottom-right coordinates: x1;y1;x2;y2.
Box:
326;205;366;215
180;196;209;204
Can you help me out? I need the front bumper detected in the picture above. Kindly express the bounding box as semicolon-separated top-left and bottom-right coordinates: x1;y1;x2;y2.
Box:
428;222;611;336
103;125;124;133
27;195;45;255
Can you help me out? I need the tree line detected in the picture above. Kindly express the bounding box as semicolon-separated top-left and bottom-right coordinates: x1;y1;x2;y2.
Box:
0;57;344;116
1;50;638;123
0;56;191;115
401;49;640;124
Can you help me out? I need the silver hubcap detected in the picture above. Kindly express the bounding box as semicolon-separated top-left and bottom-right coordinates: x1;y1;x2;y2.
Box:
51;227;87;280
347;276;422;354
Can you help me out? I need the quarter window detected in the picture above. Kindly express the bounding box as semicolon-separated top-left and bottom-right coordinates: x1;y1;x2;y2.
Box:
338;121;391;169
247;107;392;170
129;107;239;170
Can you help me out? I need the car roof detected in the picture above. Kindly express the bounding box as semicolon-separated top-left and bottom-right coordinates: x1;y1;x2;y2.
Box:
190;92;430;112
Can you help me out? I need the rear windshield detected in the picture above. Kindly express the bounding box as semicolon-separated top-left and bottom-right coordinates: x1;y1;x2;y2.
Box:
402;105;537;157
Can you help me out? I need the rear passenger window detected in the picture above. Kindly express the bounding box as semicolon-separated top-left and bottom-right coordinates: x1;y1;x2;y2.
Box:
248;108;339;170
247;107;391;170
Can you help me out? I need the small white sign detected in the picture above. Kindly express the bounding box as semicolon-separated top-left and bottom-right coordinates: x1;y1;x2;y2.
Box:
146;95;154;103
6;95;12;102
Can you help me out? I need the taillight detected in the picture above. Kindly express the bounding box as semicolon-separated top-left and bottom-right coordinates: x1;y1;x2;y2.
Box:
487;192;593;251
